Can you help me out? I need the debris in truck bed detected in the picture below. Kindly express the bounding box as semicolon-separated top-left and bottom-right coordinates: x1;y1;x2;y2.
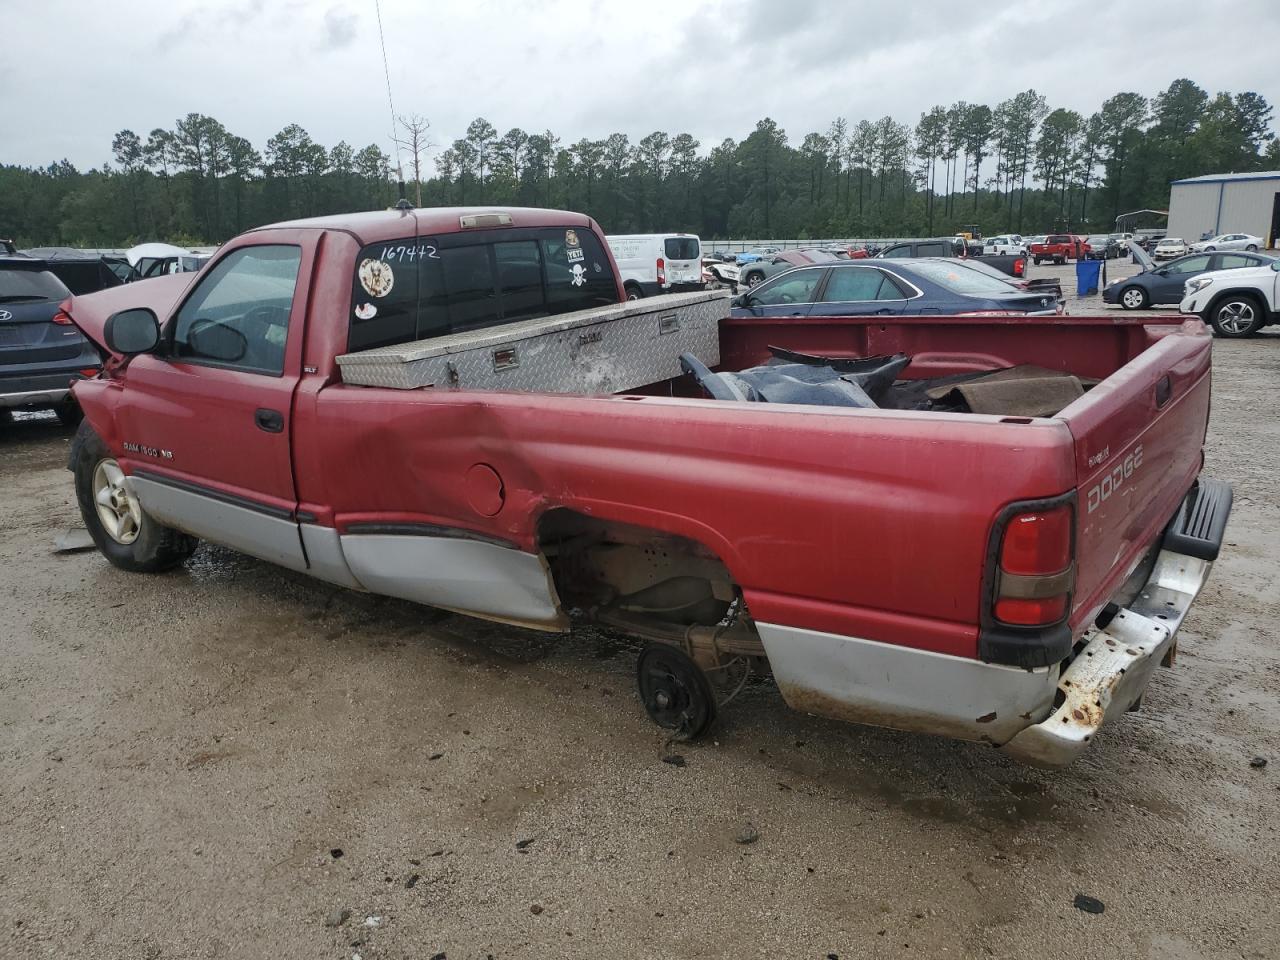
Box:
680;348;1090;417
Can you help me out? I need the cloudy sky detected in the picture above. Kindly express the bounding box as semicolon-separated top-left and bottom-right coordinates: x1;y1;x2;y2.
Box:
3;0;1278;170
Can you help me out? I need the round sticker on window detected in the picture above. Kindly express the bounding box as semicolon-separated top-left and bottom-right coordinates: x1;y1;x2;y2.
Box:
358;258;395;298
354;302;377;320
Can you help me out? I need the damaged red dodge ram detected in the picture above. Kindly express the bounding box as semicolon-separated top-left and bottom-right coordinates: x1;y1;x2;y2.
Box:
62;206;1231;767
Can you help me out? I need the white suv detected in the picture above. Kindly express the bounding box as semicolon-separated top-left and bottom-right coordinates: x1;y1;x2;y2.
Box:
1180;257;1280;337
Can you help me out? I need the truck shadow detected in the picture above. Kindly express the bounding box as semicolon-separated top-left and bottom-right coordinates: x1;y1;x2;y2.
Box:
172;541;1178;837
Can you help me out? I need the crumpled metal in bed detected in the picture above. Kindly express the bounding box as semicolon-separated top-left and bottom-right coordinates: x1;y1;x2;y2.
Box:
679;348;912;408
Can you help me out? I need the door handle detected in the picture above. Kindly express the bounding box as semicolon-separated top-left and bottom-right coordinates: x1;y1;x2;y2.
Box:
254;408;284;433
875;308;895;315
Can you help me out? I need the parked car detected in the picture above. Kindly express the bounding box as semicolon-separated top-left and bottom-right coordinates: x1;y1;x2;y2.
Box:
1024;235;1047;249
730;259;1061;318
606;234;704;299
22;247;136;294
702;254;740;290
0;255;101;423
1188;233;1263;253
1105;243;1275;310
59;205;1228;765
984;235;1028;256
1085;235;1118;260
875;237;1026;277
1153;238;1189;261
127;242;211;279
736;249;839;289
1029;234;1090;264
1180;255;1280;337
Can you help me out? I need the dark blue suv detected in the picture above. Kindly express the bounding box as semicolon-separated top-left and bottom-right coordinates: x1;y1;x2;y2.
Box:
0;256;101;424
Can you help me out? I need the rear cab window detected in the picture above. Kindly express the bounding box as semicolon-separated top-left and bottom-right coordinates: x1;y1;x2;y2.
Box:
349;226;619;352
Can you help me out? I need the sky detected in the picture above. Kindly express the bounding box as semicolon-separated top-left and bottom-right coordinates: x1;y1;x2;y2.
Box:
3;0;1279;170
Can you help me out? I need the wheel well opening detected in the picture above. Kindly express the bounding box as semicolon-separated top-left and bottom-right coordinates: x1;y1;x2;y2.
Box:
536;508;766;669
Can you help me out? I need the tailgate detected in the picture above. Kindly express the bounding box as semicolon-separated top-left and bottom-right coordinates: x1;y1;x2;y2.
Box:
1058;320;1212;631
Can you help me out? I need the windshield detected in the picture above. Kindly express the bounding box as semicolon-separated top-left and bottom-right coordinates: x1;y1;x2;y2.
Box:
0;266;71;302
905;260;1018;295
663;237;700;261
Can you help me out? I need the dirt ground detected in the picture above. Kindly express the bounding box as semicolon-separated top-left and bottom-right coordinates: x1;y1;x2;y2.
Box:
2;312;1278;960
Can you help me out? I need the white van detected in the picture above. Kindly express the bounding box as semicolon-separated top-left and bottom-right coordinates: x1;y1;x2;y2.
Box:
606;234;704;299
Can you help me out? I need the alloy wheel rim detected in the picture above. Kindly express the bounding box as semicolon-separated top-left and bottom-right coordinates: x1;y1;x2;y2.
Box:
1122;289;1144;308
92;459;141;545
1218;302;1254;334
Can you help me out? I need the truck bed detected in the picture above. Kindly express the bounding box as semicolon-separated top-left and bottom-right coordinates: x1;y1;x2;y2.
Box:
314;311;1209;651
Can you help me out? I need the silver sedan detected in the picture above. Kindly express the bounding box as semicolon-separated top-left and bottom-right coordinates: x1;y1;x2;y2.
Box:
1189;233;1264;253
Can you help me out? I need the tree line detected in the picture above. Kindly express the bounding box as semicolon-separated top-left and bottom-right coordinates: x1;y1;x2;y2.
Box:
1;79;1275;248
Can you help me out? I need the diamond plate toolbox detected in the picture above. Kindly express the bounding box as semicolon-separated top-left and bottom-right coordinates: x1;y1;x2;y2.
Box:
336;290;728;394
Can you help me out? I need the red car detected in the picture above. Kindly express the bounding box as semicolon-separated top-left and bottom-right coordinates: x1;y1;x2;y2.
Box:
60;207;1229;766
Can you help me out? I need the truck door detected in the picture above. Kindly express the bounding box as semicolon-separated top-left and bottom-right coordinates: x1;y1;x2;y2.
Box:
114;236;314;571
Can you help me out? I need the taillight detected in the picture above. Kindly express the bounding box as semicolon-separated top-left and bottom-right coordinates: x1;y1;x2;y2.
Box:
78;367;99;377
52;309;74;325
656;257;666;285
1013;257;1025;277
992;503;1074;627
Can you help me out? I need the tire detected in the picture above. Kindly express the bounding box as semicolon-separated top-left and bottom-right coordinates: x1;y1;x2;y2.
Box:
745;272;764;288
1033;258;1041;266
1204;246;1216;252
1246;244;1258;252
1119;286;1149;310
54;398;83;427
72;421;198;573
624;284;643;301
1207;294;1267;338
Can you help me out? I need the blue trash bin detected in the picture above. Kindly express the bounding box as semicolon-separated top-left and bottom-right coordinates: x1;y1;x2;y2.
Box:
1076;258;1102;296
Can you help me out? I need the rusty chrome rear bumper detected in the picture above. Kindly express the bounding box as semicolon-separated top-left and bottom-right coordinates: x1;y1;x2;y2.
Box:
1000;549;1212;768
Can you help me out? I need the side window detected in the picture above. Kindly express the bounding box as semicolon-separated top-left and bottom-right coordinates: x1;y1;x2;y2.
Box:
172;244;301;375
752;268;824;305
880;244;910;258
918;242;947;257
1217;254;1253;270
822;268;886;302
1167;255;1211;275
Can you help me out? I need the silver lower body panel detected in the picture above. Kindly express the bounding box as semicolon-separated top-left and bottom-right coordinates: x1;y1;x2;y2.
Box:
339;533;566;630
757;623;1060;745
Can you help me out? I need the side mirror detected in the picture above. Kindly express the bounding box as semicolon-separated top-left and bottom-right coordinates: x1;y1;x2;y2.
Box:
1271;261;1280;273
104;308;160;355
732;294;745;308
188;320;248;362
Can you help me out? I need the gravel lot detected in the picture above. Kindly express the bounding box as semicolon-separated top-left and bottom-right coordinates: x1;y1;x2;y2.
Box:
2;307;1277;960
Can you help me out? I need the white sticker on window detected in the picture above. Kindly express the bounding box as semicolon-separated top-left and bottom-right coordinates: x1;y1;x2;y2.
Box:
566;247;584;263
358;258;395;298
355;302;377;320
570;264;587;287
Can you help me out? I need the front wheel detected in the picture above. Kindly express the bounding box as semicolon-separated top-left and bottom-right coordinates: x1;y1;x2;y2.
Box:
1119;286;1149;310
1033;258;1041;266
72;422;198;572
745;272;764;288
1208;295;1266;338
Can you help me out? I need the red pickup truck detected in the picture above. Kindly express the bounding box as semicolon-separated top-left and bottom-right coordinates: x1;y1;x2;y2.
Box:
1030;234;1091;265
61;206;1230;767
